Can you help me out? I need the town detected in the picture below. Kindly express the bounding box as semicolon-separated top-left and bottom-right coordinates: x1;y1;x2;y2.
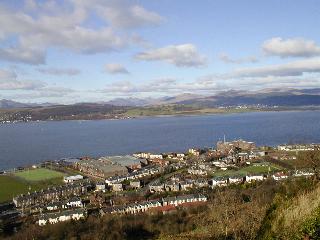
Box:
0;140;319;233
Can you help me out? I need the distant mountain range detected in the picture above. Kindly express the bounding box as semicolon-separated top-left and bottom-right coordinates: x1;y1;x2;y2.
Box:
1;88;320;110
106;88;320;107
0;99;54;109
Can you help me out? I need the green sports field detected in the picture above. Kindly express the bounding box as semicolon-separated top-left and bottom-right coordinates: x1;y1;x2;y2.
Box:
0;168;66;203
13;168;65;181
0;175;31;202
212;164;283;177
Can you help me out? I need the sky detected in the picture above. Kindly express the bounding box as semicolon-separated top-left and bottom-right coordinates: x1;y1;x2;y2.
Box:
0;0;320;103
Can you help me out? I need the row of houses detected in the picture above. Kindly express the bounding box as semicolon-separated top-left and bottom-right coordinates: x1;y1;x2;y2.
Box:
38;208;86;226
133;152;163;160
105;165;163;185
149;178;211;193
211;170;315;187
149;172;291;193
13;182;90;208
102;194;207;215
277;144;319;152
133;152;186;162
46;197;83;211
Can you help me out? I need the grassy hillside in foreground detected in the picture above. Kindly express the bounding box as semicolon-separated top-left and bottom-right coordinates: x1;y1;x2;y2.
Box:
257;181;320;239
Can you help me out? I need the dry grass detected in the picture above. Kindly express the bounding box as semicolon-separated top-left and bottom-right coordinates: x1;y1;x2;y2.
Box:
271;183;320;237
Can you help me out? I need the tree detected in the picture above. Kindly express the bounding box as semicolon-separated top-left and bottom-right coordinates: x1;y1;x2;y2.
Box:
295;150;320;179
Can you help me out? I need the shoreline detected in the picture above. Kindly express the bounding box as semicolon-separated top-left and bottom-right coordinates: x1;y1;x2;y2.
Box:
1;107;320;125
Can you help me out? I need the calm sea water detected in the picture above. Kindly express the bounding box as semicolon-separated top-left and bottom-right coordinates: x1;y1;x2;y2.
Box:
0;111;320;170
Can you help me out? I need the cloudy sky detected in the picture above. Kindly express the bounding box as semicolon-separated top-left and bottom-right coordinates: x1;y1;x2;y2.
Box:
0;0;319;103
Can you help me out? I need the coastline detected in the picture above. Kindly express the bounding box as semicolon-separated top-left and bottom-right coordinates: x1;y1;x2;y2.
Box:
1;107;320;124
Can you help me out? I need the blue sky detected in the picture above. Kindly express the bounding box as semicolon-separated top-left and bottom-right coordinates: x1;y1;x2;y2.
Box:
0;0;319;103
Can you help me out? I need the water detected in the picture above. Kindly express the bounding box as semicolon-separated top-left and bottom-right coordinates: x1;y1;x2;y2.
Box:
0;111;319;170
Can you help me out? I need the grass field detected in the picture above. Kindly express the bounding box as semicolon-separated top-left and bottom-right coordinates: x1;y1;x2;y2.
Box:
0;175;31;202
212;164;282;177
13;168;65;181
0;175;62;203
0;168;65;203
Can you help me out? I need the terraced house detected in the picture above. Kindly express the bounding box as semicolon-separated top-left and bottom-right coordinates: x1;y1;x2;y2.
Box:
38;209;87;226
13;182;90;208
108;194;207;215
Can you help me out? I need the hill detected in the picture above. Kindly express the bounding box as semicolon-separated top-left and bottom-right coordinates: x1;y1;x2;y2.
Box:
0;99;33;109
0;103;129;122
105;88;320;107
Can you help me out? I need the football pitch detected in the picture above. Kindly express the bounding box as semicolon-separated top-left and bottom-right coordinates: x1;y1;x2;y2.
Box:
13;168;65;181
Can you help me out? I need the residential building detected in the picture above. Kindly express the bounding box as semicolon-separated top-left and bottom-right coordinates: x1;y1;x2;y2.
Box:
38;209;86;226
149;182;164;193
130;180;141;189
272;172;289;181
112;183;123;192
245;174;264;183
210;177;228;187
63;175;83;183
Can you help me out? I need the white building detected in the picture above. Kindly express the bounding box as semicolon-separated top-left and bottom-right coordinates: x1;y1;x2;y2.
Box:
272;172;289;181
293;170;315;177
149;154;163;160
63;175;83;183
112;183;123;192
188;167;207;176
229;176;244;184
245;175;264;183
64;197;83;208
95;182;106;192
210;177;228;187
188;148;200;156
38;209;86;226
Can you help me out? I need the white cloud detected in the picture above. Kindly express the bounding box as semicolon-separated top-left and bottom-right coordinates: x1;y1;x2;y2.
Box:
37;67;81;76
231;57;320;78
100;57;320;96
88;0;165;29
100;77;224;96
262;37;320;58
0;0;164;64
0;69;46;90
135;44;207;67
0;45;46;65
105;63;129;74
219;53;258;64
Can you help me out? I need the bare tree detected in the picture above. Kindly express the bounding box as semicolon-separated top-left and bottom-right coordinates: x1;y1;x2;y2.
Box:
295;150;320;179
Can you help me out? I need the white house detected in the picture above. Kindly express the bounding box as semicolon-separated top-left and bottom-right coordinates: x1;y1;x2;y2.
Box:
293;170;315;177
188;167;207;176
95;182;106;192
63;175;83;183
210;177;228;187
46;202;62;211
272;172;289;181
245;175;264;183
38;209;86;226
179;181;193;191
64;197;83;208
229;175;244;184
112;183;123;192
188;148;200;156
149;154;163;160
